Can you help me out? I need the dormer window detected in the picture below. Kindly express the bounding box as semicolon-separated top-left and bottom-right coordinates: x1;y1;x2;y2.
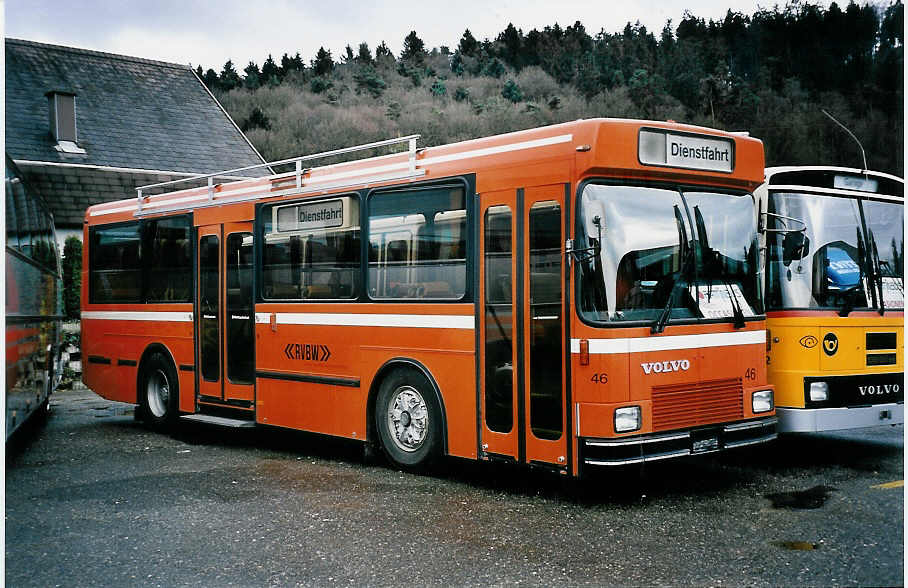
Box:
46;90;86;154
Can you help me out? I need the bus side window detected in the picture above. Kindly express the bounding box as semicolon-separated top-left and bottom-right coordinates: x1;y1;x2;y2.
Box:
146;216;191;302
368;186;467;300
261;200;361;301
90;222;142;303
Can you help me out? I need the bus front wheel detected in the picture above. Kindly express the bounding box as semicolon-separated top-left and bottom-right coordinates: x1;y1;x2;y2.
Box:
138;351;178;431
375;369;442;471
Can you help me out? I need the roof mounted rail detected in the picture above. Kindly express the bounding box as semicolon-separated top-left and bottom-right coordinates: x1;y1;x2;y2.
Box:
134;134;421;215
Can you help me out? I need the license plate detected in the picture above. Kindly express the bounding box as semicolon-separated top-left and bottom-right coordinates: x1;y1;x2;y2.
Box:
692;437;719;453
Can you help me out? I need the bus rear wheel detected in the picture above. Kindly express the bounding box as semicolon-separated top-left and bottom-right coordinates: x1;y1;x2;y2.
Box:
138;351;178;431
375;368;442;471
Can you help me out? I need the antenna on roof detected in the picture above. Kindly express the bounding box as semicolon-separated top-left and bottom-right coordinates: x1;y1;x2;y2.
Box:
821;109;868;175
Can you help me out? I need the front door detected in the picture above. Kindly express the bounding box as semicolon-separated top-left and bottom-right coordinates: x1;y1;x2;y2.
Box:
197;222;255;405
479;185;567;467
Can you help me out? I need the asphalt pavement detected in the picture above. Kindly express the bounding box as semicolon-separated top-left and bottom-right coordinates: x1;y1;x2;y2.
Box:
5;387;903;586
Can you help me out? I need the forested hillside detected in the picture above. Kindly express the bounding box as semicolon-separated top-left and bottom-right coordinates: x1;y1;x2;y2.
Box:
196;1;904;175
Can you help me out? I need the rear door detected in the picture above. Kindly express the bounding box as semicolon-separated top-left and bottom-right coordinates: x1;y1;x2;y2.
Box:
196;222;255;406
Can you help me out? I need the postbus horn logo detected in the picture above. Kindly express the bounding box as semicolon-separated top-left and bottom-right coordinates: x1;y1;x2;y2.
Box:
822;333;838;356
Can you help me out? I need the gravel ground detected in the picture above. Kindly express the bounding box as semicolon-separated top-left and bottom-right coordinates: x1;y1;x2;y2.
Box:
6;387;903;586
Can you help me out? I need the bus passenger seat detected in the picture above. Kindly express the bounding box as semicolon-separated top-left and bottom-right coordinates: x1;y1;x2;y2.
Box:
304;284;334;299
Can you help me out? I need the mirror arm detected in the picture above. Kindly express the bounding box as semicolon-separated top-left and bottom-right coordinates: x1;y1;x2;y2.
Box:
567;216;602;263
761;211;807;234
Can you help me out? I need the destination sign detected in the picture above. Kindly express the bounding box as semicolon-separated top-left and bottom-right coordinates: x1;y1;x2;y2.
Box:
297;200;344;230
275;198;346;232
833;174;879;193
639;128;734;173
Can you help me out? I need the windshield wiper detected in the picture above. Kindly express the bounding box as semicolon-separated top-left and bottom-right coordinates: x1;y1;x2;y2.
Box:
652;206;693;334
693;206;745;328
837;284;864;317
867;229;886;315
840;227;867;317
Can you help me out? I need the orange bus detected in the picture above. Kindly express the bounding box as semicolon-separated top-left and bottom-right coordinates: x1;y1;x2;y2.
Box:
81;119;776;475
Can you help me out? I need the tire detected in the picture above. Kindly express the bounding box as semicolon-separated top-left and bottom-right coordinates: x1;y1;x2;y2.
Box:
375;368;443;471
138;351;178;431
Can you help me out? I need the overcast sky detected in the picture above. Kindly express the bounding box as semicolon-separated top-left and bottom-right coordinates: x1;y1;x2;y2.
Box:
6;1;829;70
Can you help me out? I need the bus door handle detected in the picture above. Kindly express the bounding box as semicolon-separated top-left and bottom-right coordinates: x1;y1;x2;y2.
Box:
270;312;277;332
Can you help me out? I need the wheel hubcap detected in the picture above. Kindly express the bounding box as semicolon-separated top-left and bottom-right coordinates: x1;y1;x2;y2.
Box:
147;369;169;418
387;385;428;452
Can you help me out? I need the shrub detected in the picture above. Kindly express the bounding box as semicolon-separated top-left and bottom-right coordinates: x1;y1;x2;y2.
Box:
386;101;402;120
241;106;272;131
354;67;387;98
482;58;506;79
430;78;447;97
515;66;561;102
502;79;523;103
62;236;82;320
310;76;333;94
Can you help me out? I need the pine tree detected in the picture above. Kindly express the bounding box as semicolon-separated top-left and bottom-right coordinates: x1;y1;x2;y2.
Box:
261;54;280;82
401;31;427;64
312;47;335;76
218;60;241;91
356;42;374;65
458;29;479;57
243;61;261;89
202;68;219;91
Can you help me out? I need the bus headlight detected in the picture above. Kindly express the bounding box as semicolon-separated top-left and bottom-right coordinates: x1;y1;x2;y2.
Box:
809;382;829;402
752;389;773;413
614;406;641;433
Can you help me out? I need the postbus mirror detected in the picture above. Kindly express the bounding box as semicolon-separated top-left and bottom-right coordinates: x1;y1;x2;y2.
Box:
782;231;809;266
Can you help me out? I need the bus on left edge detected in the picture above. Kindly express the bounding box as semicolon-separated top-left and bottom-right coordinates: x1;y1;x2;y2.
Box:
5;156;64;440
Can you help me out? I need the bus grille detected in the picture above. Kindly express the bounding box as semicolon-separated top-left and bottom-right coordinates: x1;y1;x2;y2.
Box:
651;378;744;431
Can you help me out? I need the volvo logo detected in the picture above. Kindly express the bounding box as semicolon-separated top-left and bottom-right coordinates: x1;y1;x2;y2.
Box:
859;384;900;396
822;333;839;356
799;335;818;349
641;359;691;374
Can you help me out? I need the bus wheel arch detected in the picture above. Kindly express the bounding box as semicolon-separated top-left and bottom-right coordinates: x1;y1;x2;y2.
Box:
368;358;448;470
135;343;179;430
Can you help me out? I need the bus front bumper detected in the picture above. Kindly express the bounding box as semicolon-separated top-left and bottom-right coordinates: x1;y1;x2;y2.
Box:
581;416;777;467
778;403;904;433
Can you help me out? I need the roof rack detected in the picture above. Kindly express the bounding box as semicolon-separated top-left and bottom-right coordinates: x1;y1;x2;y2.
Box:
133;134;422;216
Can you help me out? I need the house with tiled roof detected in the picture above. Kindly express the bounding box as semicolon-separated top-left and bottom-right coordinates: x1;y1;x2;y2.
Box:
5;38;267;247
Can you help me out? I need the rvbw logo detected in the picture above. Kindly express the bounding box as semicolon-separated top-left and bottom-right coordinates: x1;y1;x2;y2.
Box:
641;359;691;374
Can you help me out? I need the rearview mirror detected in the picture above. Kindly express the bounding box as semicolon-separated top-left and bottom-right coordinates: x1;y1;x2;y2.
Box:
782;231;809;266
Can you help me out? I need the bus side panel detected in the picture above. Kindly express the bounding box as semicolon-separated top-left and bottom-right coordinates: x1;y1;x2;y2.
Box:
254;306;476;458
81;310;194;405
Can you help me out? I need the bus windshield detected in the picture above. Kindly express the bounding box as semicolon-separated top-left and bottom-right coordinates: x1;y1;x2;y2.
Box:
576;184;761;324
766;192;904;311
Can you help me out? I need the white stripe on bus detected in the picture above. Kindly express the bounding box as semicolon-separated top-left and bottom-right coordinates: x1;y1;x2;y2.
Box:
570;330;766;354
254;312;474;330
81;311;193;322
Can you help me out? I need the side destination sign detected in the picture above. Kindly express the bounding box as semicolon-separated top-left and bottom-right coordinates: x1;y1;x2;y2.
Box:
639;128;734;173
275;198;347;232
298;199;344;230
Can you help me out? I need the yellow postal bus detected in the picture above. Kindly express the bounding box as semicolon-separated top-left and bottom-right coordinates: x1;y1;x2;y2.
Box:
757;166;903;432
